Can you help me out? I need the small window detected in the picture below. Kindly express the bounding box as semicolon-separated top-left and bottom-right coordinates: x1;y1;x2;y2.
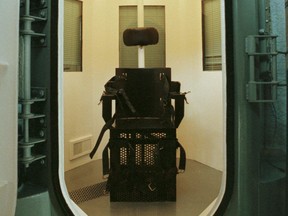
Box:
119;6;138;68
202;0;222;71
64;0;82;72
144;6;166;68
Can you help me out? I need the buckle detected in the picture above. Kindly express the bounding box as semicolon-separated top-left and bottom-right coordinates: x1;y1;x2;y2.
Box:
148;183;157;192
103;174;109;179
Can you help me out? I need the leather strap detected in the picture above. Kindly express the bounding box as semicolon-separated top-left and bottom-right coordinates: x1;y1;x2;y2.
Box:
177;142;186;172
89;114;116;159
102;143;110;178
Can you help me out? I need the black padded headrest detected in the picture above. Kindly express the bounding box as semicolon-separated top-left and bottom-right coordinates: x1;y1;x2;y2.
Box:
123;27;159;46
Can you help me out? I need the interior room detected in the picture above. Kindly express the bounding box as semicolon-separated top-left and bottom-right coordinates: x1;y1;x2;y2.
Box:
63;0;225;215
3;0;286;215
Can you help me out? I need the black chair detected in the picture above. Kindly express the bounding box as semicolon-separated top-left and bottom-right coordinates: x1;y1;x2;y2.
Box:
92;27;186;202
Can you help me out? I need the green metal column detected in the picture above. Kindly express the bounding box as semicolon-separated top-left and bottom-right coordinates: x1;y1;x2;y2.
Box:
225;0;263;215
224;0;287;215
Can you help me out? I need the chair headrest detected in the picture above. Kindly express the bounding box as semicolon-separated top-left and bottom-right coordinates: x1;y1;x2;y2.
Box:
123;27;159;46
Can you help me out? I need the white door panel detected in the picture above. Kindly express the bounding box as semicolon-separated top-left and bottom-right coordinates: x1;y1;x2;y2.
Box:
0;0;19;215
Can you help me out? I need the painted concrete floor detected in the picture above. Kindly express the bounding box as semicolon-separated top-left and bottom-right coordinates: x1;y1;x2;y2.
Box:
65;159;222;216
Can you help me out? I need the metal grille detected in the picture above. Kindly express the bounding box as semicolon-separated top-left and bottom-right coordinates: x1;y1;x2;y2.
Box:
114;131;171;139
151;132;167;139
118;143;159;167
68;181;108;204
135;144;142;165
120;147;127;165
144;144;157;166
120;132;132;139
109;128;177;201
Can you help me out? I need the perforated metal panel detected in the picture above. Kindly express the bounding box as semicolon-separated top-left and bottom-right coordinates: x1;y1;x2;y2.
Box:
111;129;175;139
69;181;108;204
118;143;159;167
108;128;177;202
119;147;128;165
135;144;142;165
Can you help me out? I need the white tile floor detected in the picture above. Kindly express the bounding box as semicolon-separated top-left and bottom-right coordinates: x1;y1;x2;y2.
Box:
65;159;222;216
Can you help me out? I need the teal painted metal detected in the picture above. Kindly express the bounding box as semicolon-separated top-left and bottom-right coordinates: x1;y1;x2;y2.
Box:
245;35;278;102
228;1;261;215
15;190;51;216
223;0;287;215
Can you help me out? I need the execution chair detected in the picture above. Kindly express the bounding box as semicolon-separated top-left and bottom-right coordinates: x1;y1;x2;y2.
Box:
90;27;187;202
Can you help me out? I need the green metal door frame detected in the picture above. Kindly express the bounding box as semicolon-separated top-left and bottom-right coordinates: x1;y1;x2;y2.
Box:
219;0;287;215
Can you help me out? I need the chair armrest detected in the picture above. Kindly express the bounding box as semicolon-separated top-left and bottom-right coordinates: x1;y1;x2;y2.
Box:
102;94;115;122
170;93;185;128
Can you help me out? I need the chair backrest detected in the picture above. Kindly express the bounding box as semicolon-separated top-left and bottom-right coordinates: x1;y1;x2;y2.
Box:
116;68;171;118
117;28;170;119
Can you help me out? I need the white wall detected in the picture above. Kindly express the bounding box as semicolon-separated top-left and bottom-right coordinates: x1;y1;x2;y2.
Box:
64;0;224;171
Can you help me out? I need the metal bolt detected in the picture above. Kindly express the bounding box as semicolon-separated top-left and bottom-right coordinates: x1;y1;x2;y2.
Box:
39;10;46;18
38;89;45;97
39;130;45;137
40;0;46;6
39;38;46;45
259;29;265;35
39;118;45;124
